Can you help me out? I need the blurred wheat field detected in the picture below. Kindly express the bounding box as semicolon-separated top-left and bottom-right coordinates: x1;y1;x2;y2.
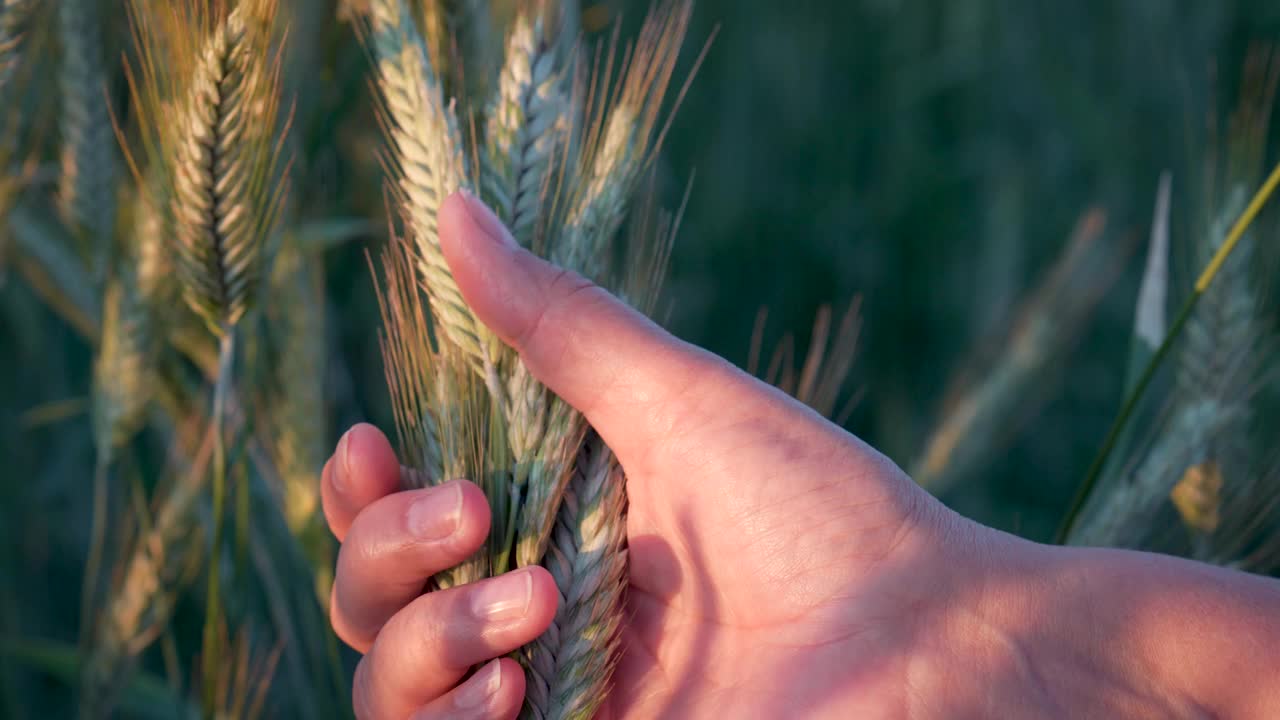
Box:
3;0;1280;717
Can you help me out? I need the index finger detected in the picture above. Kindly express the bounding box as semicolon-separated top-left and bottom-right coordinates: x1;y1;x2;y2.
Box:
322;423;404;541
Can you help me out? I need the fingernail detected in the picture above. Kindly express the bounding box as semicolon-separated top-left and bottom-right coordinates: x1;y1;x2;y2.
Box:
470;569;532;623
454;659;503;710
334;430;352;492
457;189;516;249
406;482;463;541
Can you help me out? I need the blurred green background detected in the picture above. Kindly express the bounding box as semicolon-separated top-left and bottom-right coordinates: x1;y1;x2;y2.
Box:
4;0;1280;714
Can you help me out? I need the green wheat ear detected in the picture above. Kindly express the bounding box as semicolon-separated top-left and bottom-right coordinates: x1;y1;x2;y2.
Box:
485;7;568;247
369;0;494;372
57;0;118;269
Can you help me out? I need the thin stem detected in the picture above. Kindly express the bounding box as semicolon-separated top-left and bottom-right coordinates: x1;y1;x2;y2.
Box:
202;329;235;716
1056;159;1280;544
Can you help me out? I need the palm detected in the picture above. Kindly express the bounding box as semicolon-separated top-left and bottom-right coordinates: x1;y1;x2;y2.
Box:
590;373;939;718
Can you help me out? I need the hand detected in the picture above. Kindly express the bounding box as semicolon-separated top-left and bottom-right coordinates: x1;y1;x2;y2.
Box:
322;191;1280;719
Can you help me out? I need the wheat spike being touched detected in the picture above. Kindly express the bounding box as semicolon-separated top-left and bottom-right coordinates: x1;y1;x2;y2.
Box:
369;0;493;371
554;1;692;282
369;3;697;715
57;0;118;262
524;436;628;720
486;9;567;246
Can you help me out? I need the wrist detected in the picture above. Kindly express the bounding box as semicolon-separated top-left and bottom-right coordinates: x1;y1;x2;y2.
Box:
933;534;1280;719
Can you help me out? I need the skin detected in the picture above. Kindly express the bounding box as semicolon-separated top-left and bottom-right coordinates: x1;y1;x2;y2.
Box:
322;191;1280;719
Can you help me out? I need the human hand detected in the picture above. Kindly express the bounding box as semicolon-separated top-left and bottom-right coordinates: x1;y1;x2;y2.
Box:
322;191;1280;719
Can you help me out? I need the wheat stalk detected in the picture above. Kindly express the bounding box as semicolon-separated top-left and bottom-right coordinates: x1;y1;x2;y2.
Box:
57;0;117;266
121;3;289;707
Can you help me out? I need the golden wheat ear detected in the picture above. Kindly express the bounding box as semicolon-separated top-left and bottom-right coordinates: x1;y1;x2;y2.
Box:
124;0;288;338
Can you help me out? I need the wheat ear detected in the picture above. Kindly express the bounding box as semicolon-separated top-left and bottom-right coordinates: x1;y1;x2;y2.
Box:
553;1;691;281
0;0;34;99
57;0;118;265
82;185;165;673
524;435;628;720
1070;57;1277;552
92;269;154;461
169;8;285;333
369;0;495;373
486;9;566;246
375;229;494;587
82;421;215;719
266;242;329;564
515;395;585;567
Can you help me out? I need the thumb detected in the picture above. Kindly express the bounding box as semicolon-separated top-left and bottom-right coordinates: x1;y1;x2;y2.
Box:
438;190;744;465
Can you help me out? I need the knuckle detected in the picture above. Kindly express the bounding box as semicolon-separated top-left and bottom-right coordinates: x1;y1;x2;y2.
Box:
517;268;593;351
